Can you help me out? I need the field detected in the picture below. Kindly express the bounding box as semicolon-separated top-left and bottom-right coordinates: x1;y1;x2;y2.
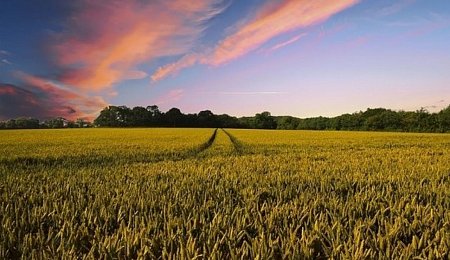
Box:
1;128;450;259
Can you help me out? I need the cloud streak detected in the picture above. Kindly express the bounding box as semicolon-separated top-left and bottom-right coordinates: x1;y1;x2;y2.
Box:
152;0;359;81
154;89;185;106
375;0;415;17
1;59;12;65
52;0;226;90
151;53;201;81
268;33;307;52
217;91;288;95
0;50;12;66
210;0;359;65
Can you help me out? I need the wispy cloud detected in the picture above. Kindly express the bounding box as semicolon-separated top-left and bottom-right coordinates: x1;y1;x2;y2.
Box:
152;0;359;81
52;0;226;90
217;91;288;95
209;0;359;65
391;14;450;44
108;91;118;97
375;0;415;17
154;89;185;106
0;50;12;65
1;59;12;65
123;70;149;80
267;33;307;52
151;53;201;81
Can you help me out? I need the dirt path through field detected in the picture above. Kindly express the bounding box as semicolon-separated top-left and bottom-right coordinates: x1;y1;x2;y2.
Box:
221;129;245;155
195;128;218;153
0;129;220;170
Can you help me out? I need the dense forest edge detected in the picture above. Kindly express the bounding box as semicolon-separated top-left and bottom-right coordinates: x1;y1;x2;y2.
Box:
1;104;450;133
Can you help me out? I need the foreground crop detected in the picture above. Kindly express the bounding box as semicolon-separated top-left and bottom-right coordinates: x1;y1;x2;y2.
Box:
1;129;449;258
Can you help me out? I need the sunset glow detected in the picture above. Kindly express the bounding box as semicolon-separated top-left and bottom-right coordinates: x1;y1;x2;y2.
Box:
1;0;449;120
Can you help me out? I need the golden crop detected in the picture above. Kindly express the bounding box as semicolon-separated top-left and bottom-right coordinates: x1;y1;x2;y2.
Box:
1;128;449;258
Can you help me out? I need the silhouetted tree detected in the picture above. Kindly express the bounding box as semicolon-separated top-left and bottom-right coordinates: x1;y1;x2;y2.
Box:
165;108;184;127
217;114;242;128
88;104;450;133
254;112;276;129
198;110;217;128
146;105;162;125
132;106;149;126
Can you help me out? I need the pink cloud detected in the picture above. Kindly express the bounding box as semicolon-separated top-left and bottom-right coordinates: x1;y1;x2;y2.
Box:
268;33;307;52
151;53;201;81
152;0;359;81
0;85;17;95
2;1;226;120
217;91;287;95
208;0;359;65
53;0;225;91
124;70;149;80
108;91;118;97
344;35;370;49
5;72;108;120
155;89;185;106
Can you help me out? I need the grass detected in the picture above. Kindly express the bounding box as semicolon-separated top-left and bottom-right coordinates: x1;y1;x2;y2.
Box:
1;128;449;258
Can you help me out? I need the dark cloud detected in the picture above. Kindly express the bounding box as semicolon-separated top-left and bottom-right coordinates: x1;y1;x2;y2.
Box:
0;83;49;120
0;77;106;121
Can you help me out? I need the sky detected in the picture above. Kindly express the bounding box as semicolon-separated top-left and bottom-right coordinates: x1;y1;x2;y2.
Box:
1;0;450;120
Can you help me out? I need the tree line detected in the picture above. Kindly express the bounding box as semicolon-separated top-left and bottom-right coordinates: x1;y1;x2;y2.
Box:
1;105;449;132
0;117;92;129
277;107;450;132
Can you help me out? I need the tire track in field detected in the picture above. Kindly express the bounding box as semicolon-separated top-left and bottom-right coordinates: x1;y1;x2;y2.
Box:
221;129;245;155
194;128;218;154
0;129;219;170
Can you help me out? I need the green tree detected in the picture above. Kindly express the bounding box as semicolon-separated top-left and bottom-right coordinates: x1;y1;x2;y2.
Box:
276;116;299;130
254;112;276;129
44;117;67;128
438;105;450;132
14;117;40;129
5;119;16;129
94;106;132;127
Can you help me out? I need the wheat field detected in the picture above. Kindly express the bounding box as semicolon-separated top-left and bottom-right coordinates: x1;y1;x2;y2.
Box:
1;128;449;259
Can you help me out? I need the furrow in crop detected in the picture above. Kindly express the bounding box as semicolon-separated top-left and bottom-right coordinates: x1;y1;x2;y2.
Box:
0;129;219;171
221;129;245;155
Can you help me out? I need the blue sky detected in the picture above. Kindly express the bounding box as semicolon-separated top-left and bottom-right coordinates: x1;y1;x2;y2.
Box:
1;0;449;120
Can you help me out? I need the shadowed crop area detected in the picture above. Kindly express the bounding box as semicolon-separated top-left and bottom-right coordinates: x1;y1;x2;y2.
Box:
1;129;450;258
